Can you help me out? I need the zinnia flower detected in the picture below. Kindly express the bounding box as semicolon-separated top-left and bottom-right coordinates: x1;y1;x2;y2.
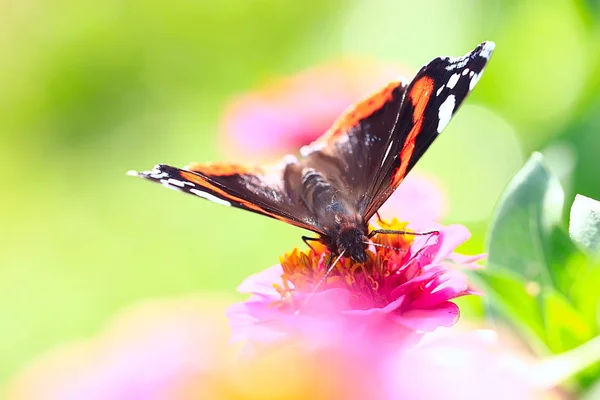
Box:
6;298;560;400
228;219;482;355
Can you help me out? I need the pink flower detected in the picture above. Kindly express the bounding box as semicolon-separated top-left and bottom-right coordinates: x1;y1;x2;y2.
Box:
387;328;557;399
6;297;557;400
227;219;482;355
220;58;405;160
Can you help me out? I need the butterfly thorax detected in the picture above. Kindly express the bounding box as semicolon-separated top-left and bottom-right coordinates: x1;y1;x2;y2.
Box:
298;167;369;261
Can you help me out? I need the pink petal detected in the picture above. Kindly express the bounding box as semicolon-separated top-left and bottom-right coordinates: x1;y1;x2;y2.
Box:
448;252;487;268
423;224;472;264
411;271;470;308
389;329;545;399
236;264;283;295
344;295;406;317
394;302;460;331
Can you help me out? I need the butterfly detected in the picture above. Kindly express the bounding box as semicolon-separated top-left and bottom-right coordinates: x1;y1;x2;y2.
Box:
130;41;494;263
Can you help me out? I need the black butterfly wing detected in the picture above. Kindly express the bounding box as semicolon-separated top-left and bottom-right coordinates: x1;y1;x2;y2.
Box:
130;79;412;236
130;161;327;235
131;42;494;238
361;41;495;220
296;42;494;222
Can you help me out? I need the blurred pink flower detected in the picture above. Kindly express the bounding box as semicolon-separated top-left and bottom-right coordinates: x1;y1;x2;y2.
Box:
5;299;562;400
5;296;233;400
221;58;406;160
227;219;482;355
387;328;560;399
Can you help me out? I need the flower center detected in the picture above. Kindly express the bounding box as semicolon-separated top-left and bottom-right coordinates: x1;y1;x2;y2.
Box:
274;219;426;309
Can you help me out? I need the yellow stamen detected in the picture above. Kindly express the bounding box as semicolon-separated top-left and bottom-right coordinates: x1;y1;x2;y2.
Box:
273;218;422;309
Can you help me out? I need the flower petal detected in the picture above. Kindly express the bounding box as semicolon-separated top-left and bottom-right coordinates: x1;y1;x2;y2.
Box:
236;264;283;294
394;302;460;331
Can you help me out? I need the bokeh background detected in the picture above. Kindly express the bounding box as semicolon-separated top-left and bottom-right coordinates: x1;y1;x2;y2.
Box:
1;0;599;391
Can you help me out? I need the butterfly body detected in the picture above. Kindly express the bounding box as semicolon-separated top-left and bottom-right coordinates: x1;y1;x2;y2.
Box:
274;153;371;260
130;42;495;262
323;222;370;263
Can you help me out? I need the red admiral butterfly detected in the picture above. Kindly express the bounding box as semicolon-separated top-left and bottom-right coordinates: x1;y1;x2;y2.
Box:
130;42;494;263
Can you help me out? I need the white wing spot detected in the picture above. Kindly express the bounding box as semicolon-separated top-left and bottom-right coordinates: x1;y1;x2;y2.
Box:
462;68;470;76
437;95;456;133
445;57;468;71
480;42;495;60
436;85;445;96
447;73;460;89
150;171;168;179
190;189;231;206
166;178;193;188
469;72;482;91
144;165;169;179
159;180;183;192
469;70;475;78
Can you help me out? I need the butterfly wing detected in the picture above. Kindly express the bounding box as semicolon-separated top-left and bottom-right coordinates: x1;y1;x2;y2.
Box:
296;42;494;222
296;79;409;207
131;79;412;237
130;160;326;235
361;41;495;220
131;42;494;237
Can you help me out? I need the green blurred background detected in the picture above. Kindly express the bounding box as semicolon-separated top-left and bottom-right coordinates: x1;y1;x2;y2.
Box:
1;0;599;389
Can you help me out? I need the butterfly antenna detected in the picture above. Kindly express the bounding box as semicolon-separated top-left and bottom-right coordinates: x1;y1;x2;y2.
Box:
362;241;436;260
365;241;408;253
403;231;440;266
294;250;346;316
368;229;439;239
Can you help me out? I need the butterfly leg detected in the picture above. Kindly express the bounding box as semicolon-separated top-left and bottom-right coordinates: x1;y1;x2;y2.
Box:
368;229;439;239
322;252;333;270
302;236;321;253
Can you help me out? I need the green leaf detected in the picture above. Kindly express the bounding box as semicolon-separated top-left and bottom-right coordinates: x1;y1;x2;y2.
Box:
570;194;600;256
473;269;547;349
543;290;595;353
548;225;586;297
584;373;600;400
480;153;597;355
486;152;565;287
569;256;600;330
